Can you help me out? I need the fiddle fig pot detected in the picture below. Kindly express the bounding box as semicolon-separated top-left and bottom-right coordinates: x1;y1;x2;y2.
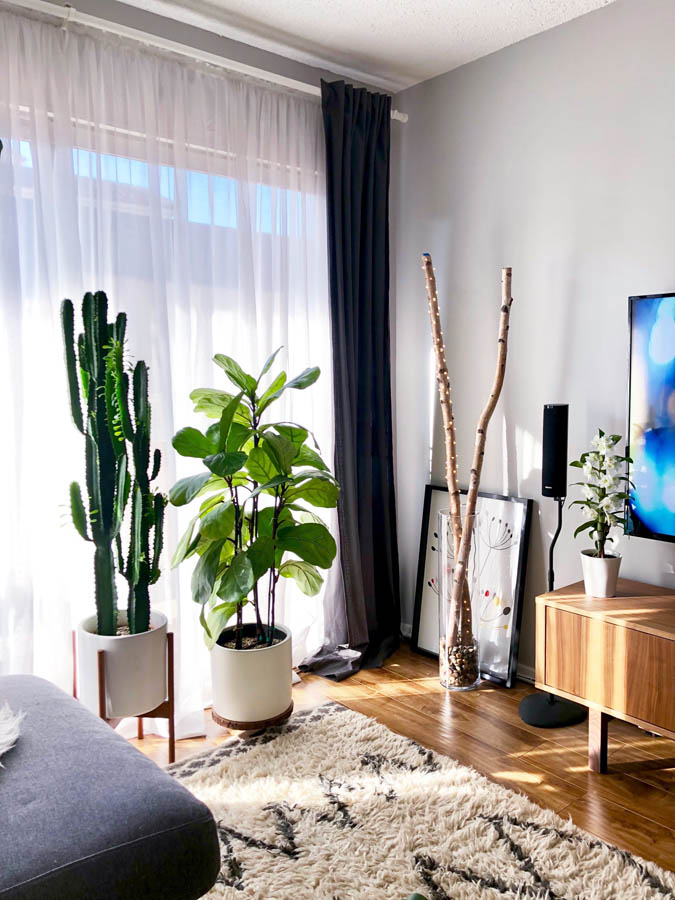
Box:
77;610;168;718
580;550;621;599
210;624;293;729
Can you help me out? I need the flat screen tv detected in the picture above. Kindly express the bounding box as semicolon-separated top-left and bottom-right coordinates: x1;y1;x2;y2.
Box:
627;292;675;542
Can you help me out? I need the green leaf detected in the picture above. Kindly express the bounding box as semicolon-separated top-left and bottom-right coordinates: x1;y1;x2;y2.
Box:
247;446;278;483
574;521;595;538
69;482;90;540
204;601;242;649
256;505;293;536
258;346;283;381
289;507;327;527
276;425;308;449
247;535;275;579
286;478;339;508
293;445;328;471
190;388;238;419
200;502;235;540
246;474;289;502
172;427;213;458
213;354;257;394
216;552;255;604
263;433;297;475
191;540;224;605
279;559;323;596
569;460;583;469
204;451;247;478
219;391;245;451
169;472;211;506
257;371;287;412
276;523;337;568
227;422;252;452
285;367;320;391
171;514;199;568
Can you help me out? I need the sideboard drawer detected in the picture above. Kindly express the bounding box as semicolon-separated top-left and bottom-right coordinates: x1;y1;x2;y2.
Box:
544;607;675;732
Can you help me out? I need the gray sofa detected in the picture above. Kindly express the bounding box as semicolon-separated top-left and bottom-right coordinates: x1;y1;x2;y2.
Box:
0;676;220;899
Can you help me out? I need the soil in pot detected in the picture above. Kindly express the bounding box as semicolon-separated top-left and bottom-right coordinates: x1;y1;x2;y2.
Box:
216;623;286;650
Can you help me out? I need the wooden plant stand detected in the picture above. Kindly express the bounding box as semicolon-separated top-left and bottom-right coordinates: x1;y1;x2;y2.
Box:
73;631;176;764
535;579;675;773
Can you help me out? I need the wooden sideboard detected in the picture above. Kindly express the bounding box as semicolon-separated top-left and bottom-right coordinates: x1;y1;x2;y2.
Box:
535;578;675;773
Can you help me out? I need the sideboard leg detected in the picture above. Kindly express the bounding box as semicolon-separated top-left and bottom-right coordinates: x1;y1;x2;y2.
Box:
589;709;609;773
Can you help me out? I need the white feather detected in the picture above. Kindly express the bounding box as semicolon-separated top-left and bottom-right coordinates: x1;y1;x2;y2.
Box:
0;702;24;765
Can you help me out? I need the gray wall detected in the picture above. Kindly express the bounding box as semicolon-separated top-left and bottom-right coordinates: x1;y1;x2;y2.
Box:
391;0;675;676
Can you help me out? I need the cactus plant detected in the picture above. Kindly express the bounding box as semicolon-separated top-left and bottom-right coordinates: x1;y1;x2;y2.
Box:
61;292;165;636
108;351;167;634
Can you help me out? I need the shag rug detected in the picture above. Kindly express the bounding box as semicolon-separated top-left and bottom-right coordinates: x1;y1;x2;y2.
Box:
168;702;675;899
0;703;23;766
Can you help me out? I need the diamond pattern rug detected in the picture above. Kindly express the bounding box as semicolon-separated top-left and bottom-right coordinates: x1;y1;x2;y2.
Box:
168;702;675;899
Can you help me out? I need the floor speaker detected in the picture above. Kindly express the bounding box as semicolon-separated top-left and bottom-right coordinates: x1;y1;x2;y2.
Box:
542;404;569;499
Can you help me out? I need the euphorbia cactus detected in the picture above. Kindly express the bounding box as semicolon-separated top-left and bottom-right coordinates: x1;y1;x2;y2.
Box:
62;293;129;635
61;293;166;635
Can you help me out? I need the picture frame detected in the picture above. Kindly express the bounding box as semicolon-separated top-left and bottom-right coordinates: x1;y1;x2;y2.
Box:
411;483;532;688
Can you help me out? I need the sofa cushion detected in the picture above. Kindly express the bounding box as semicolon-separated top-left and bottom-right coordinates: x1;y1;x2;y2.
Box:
0;675;220;900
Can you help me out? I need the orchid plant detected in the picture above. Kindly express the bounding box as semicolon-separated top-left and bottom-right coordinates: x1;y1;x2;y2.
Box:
570;429;632;558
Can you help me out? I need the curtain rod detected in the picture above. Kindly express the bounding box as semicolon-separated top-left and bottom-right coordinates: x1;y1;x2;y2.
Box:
5;0;409;123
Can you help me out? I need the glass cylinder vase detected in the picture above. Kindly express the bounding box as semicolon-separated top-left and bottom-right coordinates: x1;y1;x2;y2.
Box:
438;505;482;690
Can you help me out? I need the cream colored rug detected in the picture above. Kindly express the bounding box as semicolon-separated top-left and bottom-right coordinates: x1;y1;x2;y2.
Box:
168;702;675;899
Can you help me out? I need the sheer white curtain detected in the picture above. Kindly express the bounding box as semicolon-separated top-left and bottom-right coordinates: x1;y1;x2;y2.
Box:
0;8;335;736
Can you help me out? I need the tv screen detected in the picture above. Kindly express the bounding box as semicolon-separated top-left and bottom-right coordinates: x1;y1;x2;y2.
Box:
627;293;675;542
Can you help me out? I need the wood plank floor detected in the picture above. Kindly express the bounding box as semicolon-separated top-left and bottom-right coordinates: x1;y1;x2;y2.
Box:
133;644;675;872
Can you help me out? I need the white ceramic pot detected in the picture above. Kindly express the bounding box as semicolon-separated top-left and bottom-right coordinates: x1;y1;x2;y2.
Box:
580;550;622;598
210;624;293;728
77;610;168;718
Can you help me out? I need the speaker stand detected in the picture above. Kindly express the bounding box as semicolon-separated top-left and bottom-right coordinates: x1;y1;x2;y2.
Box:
519;497;588;729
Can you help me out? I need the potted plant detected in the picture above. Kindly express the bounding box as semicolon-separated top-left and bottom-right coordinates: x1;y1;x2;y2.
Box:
570;429;631;598
170;350;338;728
63;293;168;719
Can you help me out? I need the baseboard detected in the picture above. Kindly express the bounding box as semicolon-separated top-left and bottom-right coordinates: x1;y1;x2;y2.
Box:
517;663;535;684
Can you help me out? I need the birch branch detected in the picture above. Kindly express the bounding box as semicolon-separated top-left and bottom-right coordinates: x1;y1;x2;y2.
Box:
421;253;462;554
450;267;513;639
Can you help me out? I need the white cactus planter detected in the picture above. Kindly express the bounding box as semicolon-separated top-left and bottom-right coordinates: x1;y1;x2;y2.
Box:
210;624;293;729
580;550;622;599
76;610;168;719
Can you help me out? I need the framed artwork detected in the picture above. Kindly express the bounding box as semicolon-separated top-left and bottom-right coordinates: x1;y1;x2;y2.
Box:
411;484;532;688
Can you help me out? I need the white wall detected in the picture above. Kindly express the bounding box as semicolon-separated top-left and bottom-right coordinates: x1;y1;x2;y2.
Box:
391;0;675;674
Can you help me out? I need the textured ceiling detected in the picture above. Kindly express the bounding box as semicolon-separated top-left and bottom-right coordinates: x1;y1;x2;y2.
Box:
119;0;615;91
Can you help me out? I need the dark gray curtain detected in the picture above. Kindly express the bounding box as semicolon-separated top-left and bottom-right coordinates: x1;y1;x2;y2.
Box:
301;80;401;680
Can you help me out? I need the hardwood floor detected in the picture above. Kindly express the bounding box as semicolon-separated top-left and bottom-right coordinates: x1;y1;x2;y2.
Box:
132;644;675;872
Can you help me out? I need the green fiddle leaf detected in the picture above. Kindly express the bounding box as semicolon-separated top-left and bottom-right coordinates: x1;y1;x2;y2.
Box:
204;600;242;648
286;477;339;508
258;346;283;381
263;432;297;475
276;522;337;568
214;354;257;394
171;514;199;568
279;559;323;596
276;425;308;449
216;552;255;604
293;445;328;471
257;371;287;412
247;474;289;502
191;540;224;605
227;422;252;452
200;502;235;540
219;391;245;451
285;367;320;391
169;472;211;506
247;446;278;483
247;535;275;579
190;387;238;419
172;427;213;458
288;506;327;527
204;451;247;478
256;505;293;536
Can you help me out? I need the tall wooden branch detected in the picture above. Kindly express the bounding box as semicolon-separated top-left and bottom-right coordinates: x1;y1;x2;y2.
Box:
450;267;513;642
421;254;462;554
